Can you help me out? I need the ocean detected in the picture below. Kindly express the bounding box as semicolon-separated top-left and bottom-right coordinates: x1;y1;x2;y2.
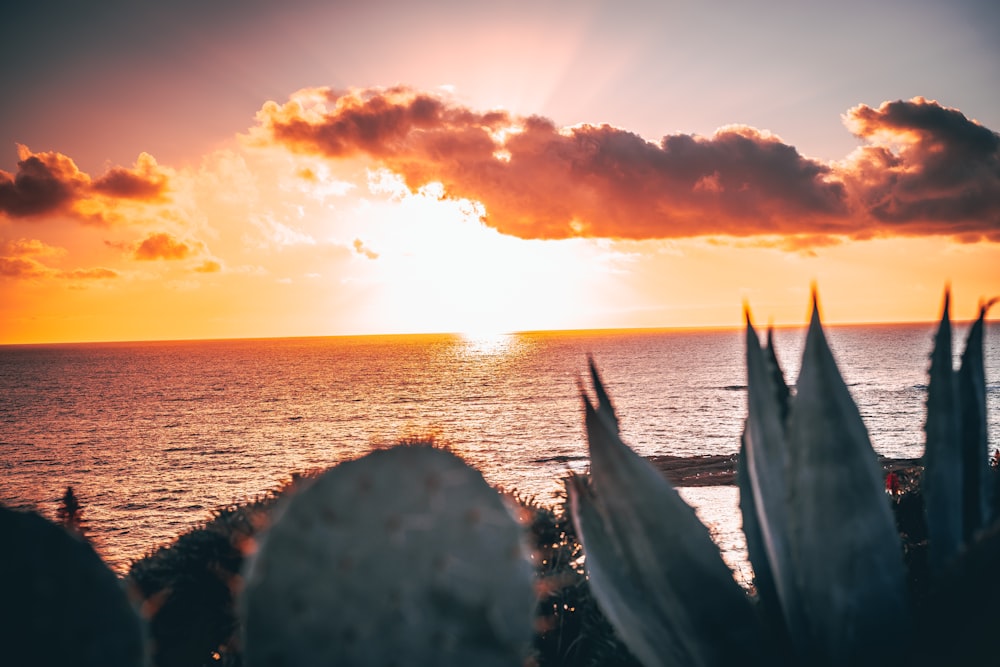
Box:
2;322;998;576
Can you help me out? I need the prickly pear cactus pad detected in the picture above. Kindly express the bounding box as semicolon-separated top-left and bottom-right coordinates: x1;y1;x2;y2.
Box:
0;506;147;667
241;444;536;667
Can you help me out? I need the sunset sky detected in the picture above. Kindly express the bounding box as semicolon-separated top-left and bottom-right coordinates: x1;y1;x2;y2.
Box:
2;0;998;344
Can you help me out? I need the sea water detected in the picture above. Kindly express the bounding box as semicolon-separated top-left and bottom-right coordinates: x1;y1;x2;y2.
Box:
2;323;998;575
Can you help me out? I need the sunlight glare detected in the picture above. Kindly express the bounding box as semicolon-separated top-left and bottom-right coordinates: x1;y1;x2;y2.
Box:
354;179;594;335
459;331;518;357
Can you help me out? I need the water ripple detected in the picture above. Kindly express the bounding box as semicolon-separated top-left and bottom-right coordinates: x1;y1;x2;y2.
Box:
1;323;997;573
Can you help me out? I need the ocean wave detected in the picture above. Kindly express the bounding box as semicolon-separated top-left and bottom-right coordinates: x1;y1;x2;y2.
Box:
163;395;209;402
115;502;149;511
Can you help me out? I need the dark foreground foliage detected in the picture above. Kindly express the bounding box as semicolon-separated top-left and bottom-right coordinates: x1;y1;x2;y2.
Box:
12;455;994;666
123;459;1000;667
126;477;640;667
885;461;1000;666
0;505;145;667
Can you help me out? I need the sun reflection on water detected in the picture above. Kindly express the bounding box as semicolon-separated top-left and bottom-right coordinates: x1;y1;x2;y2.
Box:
3;323;986;574
458;331;520;357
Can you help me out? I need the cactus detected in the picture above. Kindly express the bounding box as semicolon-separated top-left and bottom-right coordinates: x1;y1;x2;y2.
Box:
569;289;996;666
0;506;147;667
240;443;536;666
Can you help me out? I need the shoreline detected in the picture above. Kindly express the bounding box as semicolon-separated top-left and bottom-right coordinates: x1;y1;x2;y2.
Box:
649;453;924;487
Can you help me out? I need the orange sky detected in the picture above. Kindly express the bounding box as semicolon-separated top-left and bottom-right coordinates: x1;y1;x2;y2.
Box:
2;2;998;344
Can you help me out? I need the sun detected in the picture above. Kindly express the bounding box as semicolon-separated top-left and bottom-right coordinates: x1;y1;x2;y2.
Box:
354;181;593;336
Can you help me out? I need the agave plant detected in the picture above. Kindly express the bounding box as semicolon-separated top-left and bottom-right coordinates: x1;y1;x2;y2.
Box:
567;291;994;667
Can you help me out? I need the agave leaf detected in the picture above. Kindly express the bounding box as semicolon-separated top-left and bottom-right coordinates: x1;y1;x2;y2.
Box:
958;303;992;538
924;291;963;572
566;474;677;667
785;297;910;664
766;327;792;424
573;366;769;667
588;354;620;434
742;316;807;648
736;431;786;642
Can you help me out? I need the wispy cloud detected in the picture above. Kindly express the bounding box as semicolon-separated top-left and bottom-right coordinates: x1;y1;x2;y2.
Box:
256;87;999;246
193;259;222;273
353;238;379;259
0;237;117;280
61;267;119;280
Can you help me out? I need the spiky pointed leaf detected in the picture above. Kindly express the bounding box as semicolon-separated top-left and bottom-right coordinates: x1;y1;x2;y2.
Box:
572;370;770;667
924;291;963;573
765;327;792;424
736;432;785;642
959;302;992;538
784;297;910;665
588;356;620;433
566;475;675;667
743;316;807;648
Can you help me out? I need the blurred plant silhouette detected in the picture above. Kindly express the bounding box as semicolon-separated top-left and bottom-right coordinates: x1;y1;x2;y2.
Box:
0;505;146;666
568;290;998;667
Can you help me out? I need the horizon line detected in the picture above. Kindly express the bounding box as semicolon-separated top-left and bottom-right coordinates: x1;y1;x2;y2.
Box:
3;315;997;348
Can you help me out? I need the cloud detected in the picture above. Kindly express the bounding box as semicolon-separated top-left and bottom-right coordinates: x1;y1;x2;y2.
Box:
706;233;845;257
839;97;1000;240
124;232;218;270
133;232;199;260
0;149;85;218
0;237;117;280
353;238;379;259
0;145;170;223
2;237;66;258
193;259;222;273
0;255;50;279
91;152;169;199
248;214;317;249
257;87;999;245
1;238;61;278
60;267;119;280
